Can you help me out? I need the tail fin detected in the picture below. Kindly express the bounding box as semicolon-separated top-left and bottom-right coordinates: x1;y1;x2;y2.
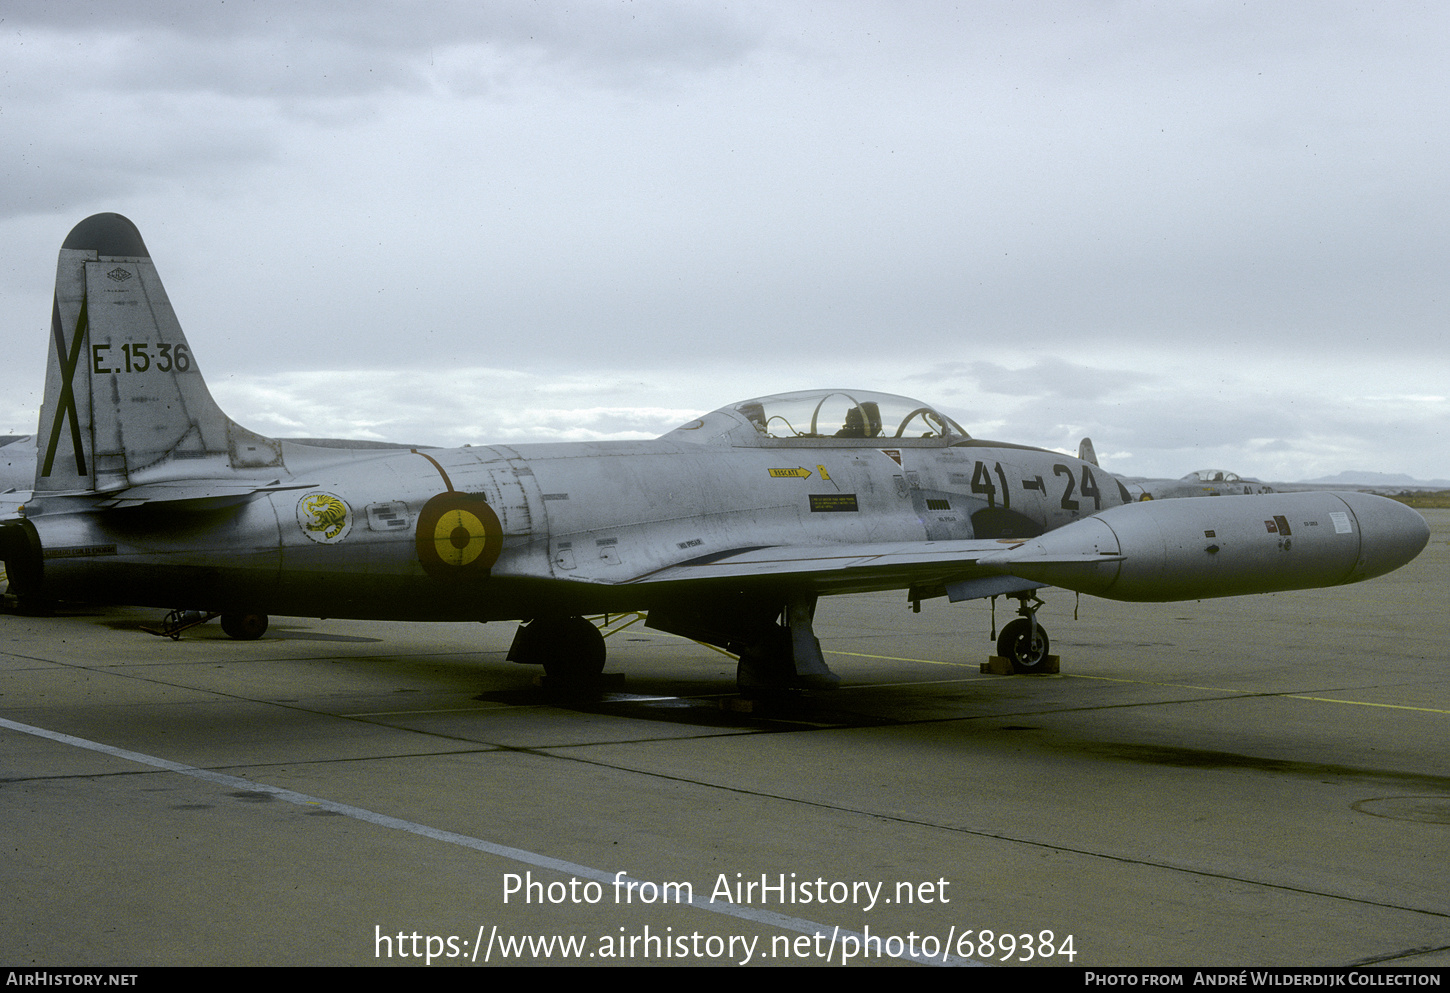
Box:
36;213;281;494
1077;437;1099;466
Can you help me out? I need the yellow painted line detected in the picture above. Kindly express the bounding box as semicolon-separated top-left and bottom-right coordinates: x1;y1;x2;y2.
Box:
1067;674;1450;714
1069;673;1256;693
344;704;522;717
635;621;1450;714
826;658;1450;714
1284;695;1450;715
636;625;741;658
826;649;978;668
838;676;1000;690
593;614;645;639
691;640;738;658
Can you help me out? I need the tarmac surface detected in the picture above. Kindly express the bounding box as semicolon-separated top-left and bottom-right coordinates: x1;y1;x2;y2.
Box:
3;509;1447;968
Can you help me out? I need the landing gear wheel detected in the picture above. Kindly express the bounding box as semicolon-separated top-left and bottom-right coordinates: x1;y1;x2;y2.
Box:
997;618;1050;673
220;613;268;640
735;626;803;696
516;616;606;683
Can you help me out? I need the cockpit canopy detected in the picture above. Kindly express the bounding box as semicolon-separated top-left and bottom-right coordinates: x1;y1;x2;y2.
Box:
665;389;970;448
1183;469;1244;483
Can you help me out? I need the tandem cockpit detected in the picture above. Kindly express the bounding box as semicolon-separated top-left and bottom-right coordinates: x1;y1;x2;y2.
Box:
664;389;971;448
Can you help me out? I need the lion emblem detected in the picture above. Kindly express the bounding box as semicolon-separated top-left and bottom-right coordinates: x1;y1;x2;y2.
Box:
296;492;352;544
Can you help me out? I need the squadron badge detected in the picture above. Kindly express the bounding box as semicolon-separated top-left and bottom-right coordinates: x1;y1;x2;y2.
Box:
297;492;353;544
415;491;503;579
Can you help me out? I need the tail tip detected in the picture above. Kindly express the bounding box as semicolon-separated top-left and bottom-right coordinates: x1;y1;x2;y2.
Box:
62;213;150;258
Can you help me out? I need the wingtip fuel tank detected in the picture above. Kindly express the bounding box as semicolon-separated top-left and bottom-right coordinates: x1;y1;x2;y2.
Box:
978;491;1429;602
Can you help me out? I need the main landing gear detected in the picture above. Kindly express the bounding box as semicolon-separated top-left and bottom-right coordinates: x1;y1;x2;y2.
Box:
641;593;839;696
508;615;607;684
994;592;1054;674
510;597;843;696
733;598;839;695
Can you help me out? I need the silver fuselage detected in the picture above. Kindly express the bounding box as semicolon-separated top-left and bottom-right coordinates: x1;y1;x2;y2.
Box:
27;435;1118;620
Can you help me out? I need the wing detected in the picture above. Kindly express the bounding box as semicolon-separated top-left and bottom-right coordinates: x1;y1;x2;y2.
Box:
622;538;1083;601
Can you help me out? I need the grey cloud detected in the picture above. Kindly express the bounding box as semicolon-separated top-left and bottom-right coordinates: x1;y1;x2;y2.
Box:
912;359;1155;403
1;1;766;99
0;1;769;219
1;3;1445;481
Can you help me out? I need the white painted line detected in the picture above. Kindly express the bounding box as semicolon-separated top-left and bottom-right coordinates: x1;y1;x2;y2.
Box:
1;716;979;967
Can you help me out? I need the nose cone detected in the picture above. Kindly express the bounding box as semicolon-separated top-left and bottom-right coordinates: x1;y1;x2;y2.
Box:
1336;492;1431;582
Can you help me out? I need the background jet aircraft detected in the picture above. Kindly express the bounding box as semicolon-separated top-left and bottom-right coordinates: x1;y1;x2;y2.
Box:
1120;469;1276;501
1075;439;1274;501
0;436;33;519
0;215;1430;691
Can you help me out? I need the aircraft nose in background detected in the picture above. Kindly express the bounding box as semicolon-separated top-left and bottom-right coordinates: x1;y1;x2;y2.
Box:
1337;492;1432;582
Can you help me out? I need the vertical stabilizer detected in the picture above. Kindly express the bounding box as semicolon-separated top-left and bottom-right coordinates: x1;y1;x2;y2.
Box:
36;213;280;494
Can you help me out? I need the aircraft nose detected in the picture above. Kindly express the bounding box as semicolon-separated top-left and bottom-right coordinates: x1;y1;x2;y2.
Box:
1336;492;1432;582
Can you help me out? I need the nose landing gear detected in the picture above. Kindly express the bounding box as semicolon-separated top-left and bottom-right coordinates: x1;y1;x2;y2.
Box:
993;593;1056;674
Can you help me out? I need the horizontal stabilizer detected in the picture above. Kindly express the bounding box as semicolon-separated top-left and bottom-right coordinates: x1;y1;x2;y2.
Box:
95;479;318;510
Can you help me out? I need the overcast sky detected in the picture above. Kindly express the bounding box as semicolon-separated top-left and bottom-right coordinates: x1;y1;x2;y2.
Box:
2;1;1446;481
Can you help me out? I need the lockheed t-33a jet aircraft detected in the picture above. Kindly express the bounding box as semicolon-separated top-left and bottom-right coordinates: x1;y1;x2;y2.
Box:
0;214;1431;692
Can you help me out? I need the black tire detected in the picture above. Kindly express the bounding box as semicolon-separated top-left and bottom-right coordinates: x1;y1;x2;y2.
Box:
735;626;796;694
997;618;1050;673
220;613;268;640
529;616;606;682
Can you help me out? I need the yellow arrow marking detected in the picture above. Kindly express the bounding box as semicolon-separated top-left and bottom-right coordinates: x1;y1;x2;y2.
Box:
768;467;813;479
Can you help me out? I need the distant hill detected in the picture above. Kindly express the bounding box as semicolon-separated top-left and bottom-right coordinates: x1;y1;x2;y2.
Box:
1298;470;1450;488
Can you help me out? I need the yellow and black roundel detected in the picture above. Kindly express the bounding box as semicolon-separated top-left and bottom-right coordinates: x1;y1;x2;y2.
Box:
415;492;503;579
